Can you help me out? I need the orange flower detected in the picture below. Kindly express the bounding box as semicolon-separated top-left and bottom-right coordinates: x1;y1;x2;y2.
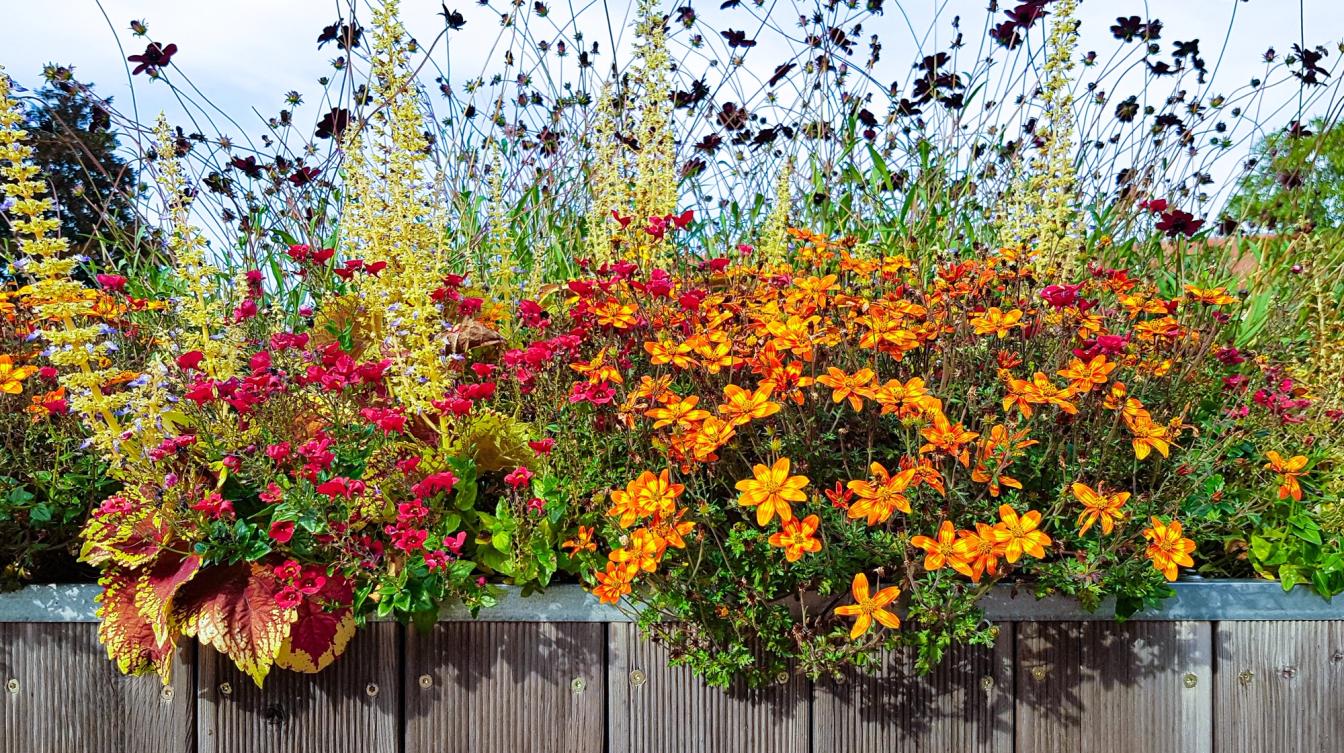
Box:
592;300;638;329
910;521;957;571
1125;413;1172;460
645;393;710;430
833;573;901;639
735;457;810;526
689;416;736;462
645;338;697;369
0;354;37;395
608;470;684;527
1264;451;1309;501
994;505;1051;563
919;411;979;466
1142;517;1196;581
1057;355;1116;393
1071;482;1129;534
571;348;623;384
969;307;1023;338
817;367;875;411
846;461;916;525
592;560;637;604
949;523;1008;582
609;528;663;574
873;377;941;417
768;514;822;562
765;314;819;360
561;525;597;554
1184;285;1236;306
717;382;781;426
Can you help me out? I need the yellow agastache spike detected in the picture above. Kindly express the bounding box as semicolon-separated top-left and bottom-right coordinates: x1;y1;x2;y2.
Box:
629;0;677;269
150;116;245;382
586;80;627;268
760;160;793;267
485;139;516;312
341;0;452;413
0;65;125;439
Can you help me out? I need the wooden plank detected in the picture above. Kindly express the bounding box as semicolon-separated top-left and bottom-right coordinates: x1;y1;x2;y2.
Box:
1214;621;1344;752
0;622;193;753
404;621;605;753
1015;621;1212;753
812;623;1014;752
196;621;399;753
607;622;809;753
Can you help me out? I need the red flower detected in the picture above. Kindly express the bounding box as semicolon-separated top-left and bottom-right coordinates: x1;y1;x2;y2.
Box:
504;466;534;489
411;471;458;499
269;520;296;545
96;274;128;291
176;351;205;371
528;438;555;456
275;586;302;609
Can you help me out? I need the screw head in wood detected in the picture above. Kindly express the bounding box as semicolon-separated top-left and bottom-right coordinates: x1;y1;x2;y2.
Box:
160;686;174;702
365;682;380;697
980;675;995;692
1030;666;1048;681
629;669;647;687
1280;665;1297;680
418;674;433;689
1183;673;1198;688
1238;670;1254;687
571;677;586;693
218;682;233;696
5;678;17;695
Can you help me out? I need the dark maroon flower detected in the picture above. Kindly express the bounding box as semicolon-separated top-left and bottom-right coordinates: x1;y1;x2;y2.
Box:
127;42;178;76
1156;209;1205;237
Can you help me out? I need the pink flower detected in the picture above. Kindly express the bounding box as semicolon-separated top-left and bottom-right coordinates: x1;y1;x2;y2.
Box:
96;274;128;291
269;520;296;544
275;586;302;609
411;471;458;499
504;466;534;489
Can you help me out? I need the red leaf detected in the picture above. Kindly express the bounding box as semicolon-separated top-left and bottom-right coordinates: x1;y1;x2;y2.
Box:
277;575;355;673
96;568;176;680
133;552;202;647
174;563;297;686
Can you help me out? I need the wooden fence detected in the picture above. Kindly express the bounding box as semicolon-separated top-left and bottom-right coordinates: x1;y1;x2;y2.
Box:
3;583;1343;753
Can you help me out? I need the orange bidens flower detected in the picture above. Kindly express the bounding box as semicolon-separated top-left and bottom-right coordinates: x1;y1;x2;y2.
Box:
910;520;957;571
645;338;697;369
0;354;37;394
846;461;916;525
1142;517;1196;581
1071;482;1129;534
592;300;638;329
645;393;710;430
1184;285;1237;306
994;505;1051;563
1001;372;1076;417
607;470;685;528
689;416;737;462
950;523;1009;582
834;573;901;639
571;348;624;384
969;307;1024;338
817;367;875;411
592;560;637;604
1264;451;1309;501
919;411;979;466
765;314;819;360
717;382;781;426
1057;355;1116;393
873;376;941;417
561;525;598;554
735;457;810;526
1124;412;1172;460
768;514;823;562
609;528;663;574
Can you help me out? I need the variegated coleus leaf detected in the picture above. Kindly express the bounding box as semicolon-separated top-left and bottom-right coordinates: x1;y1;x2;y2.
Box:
174;563;298;687
132;551;202;648
96;568;178;681
276;575;356;674
80;494;170;569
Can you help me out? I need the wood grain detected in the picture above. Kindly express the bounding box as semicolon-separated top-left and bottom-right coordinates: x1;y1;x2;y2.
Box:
812;623;1014;752
404;621;605;753
0;622;193;753
1214;621;1344;753
196;622;399;753
607;622;810;753
1015;620;1212;753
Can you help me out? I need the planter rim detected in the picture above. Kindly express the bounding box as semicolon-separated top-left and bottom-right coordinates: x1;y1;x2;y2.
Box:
0;579;1338;623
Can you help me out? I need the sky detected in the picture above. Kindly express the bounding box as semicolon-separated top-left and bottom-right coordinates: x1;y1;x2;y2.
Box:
3;0;1342;205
